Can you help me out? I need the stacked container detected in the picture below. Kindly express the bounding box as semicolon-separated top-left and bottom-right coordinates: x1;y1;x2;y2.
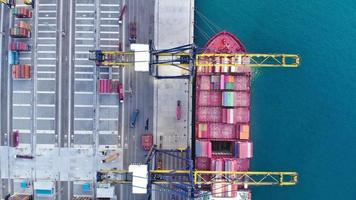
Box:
9;41;30;51
12;64;31;79
10;3;33;83
10;27;31;38
98;79;113;93
196;51;252;198
12;7;33;18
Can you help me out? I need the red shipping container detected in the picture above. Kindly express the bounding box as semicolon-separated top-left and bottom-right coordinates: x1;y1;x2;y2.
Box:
212;180;237;198
235;107;250;123
12;65;20;79
20;65;25;78
197;91;221;106
99;80;104;93
211;158;224;171
209;123;236;139
195;157;211;170
108;79;112;93
239;141;253;159
196;123;208;139
198;75;211;90
234;91;250;107
196;106;221;122
235;75;250;91
235;158;250;171
24;65;30;78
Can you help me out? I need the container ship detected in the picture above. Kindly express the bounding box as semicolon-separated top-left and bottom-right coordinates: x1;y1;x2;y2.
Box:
195;31;252;199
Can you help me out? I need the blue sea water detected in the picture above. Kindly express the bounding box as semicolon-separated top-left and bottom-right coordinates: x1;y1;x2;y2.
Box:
195;0;356;199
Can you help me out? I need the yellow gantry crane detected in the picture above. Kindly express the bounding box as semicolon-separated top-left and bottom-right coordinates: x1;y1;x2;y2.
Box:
90;46;300;198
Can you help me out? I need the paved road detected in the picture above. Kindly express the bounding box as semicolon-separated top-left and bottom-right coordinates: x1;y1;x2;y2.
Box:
120;0;154;199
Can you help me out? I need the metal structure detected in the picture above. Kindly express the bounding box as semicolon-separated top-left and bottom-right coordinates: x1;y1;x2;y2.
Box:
97;146;298;199
89;46;300;199
88;48;300;70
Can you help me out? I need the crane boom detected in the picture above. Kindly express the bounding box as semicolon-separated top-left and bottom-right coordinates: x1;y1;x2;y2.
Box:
98;169;297;186
89;49;300;68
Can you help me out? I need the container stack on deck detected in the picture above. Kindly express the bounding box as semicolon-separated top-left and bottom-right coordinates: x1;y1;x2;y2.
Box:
195;32;253;199
9;6;32;80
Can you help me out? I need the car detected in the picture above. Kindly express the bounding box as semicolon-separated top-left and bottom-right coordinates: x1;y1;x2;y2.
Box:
117;83;124;103
130;109;139;128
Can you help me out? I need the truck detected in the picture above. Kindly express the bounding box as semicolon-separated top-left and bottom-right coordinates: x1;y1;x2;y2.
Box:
130;109;139;128
141;133;153;151
117;82;124;103
128;22;137;43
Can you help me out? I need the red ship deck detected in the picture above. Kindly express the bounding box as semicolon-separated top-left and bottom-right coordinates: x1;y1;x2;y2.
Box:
195;31;252;198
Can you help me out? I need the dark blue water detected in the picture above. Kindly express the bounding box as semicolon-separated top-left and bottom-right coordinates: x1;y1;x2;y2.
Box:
195;0;356;199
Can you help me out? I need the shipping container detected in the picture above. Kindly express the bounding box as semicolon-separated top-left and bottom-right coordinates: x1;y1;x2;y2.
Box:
8;51;19;65
72;197;91;200
8;194;32;200
196;106;221;122
238;124;250;140
12;7;32;18
197;91;221;106
15;21;31;30
198;75;212;90
234;141;253;159
9;41;30;51
196;140;212;158
10;27;31;38
209;123;236;139
98;79;113;93
222;91;250;107
195;157;211;170
12;65;31;79
211;180;237;198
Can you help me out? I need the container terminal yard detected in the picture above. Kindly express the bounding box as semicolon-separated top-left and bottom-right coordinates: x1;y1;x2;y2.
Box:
0;0;300;199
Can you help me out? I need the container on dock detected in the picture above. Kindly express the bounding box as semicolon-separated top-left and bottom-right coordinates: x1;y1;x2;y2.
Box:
195;157;211;170
9;41;30;51
197;91;221;106
12;7;32;18
72;197;92;200
12;65;31;79
98;79;113;93
12;64;31;79
196;140;212;158
8;194;32;200
10;27;31;38
15;21;31;30
8;51;19;65
234;141;253;159
196;106;221;122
